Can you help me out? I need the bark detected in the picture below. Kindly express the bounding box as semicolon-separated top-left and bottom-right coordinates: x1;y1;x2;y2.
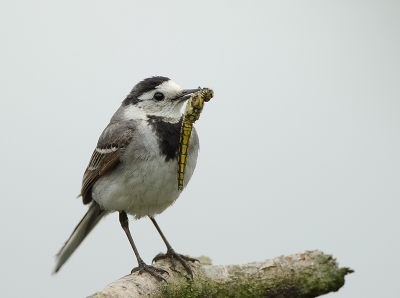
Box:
88;250;353;298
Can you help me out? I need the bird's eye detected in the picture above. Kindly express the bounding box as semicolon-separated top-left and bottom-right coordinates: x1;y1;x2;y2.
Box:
154;92;165;101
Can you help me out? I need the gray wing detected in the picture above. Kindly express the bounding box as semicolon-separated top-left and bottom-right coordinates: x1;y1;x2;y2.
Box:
81;124;135;204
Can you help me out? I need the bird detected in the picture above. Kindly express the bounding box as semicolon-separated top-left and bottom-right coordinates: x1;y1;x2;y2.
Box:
53;76;203;281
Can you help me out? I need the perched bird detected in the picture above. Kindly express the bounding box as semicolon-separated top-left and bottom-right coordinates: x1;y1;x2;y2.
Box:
54;76;202;281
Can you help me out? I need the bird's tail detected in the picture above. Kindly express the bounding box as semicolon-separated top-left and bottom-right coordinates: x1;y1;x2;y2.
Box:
53;201;107;273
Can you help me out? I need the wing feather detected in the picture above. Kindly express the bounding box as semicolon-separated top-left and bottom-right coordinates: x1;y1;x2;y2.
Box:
81;129;134;204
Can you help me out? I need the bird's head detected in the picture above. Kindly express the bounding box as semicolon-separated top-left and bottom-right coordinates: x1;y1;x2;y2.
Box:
122;76;200;120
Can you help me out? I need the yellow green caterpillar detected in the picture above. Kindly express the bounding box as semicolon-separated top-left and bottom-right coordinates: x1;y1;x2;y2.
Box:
177;88;214;190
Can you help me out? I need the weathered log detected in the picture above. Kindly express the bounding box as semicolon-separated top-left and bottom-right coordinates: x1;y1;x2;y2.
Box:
88;250;353;298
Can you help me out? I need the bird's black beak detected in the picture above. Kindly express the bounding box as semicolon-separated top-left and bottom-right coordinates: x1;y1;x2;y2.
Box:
173;88;201;101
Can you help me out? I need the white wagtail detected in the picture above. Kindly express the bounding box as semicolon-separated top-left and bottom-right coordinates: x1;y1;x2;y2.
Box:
53;76;203;281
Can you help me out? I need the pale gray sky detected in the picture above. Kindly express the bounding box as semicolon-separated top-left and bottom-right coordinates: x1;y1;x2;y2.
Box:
1;1;399;297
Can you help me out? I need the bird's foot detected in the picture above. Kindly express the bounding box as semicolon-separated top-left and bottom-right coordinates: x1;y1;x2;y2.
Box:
153;247;198;278
131;259;168;282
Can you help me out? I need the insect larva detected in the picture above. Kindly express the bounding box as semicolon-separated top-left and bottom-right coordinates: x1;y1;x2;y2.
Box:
177;88;214;190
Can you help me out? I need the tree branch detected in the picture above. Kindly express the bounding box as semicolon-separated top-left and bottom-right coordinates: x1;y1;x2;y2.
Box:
88;250;353;298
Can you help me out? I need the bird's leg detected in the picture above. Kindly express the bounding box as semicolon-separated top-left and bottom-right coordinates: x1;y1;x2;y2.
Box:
119;211;168;282
150;217;197;278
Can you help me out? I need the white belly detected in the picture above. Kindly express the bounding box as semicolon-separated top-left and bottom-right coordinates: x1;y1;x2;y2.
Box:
91;124;198;219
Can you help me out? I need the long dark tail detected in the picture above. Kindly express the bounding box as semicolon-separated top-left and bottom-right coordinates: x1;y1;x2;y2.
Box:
53;202;107;273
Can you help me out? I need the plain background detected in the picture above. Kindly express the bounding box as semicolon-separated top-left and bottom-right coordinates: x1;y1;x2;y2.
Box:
1;1;399;297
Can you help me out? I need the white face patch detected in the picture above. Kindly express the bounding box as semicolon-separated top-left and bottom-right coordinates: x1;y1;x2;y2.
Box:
137;80;183;101
128;79;187;119
123;104;147;120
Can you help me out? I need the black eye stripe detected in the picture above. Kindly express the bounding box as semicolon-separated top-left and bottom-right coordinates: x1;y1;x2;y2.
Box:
154;92;165;101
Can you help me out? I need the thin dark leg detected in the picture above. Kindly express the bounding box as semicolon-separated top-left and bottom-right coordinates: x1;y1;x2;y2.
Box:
119;211;168;281
150;217;197;278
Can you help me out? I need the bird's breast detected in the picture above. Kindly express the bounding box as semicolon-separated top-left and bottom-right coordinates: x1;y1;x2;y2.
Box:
92;118;199;219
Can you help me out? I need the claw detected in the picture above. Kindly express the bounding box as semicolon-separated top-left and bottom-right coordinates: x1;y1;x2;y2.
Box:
131;259;169;282
152;248;197;278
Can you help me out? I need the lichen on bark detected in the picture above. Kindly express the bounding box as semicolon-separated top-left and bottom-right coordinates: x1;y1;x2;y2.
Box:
88;250;353;298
